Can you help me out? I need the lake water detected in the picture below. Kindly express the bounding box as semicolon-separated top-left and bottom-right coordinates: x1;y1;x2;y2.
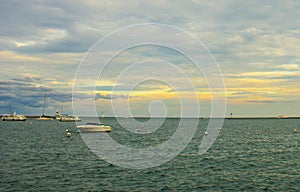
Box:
0;118;299;191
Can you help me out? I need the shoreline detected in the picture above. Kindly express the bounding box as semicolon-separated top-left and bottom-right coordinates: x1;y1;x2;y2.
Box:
1;115;300;120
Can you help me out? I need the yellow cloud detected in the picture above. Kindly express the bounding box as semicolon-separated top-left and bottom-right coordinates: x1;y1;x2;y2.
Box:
225;85;300;104
12;40;37;47
229;71;299;78
276;64;299;70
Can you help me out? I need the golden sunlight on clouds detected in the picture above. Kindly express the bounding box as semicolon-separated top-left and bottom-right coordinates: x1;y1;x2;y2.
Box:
0;50;82;66
228;71;300;79
11;28;67;48
225;77;286;89
276;64;299;70
96;80;119;87
224;65;300;104
129;91;178;100
225;86;300;104
12;40;37;47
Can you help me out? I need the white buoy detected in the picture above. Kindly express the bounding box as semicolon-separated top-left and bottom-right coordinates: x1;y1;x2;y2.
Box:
205;131;208;135
293;129;298;133
66;129;71;137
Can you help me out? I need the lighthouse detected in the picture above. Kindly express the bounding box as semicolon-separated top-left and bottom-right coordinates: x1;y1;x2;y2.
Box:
55;110;60;120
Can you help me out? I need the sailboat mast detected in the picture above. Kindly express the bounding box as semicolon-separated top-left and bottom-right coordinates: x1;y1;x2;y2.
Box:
9;105;12;115
42;93;46;116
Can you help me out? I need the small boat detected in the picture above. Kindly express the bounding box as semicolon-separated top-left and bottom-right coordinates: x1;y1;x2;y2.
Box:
2;112;26;121
278;115;288;119
59;114;81;122
77;123;111;133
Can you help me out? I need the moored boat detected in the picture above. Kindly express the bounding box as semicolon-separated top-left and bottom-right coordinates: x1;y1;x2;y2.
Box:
36;115;53;121
2;112;26;121
59;114;81;122
278;115;289;119
77;123;111;132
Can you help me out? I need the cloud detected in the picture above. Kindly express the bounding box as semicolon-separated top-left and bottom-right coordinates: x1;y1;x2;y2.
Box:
1;0;300;116
276;64;300;70
0;77;79;114
95;93;129;100
226;71;300;80
246;99;294;104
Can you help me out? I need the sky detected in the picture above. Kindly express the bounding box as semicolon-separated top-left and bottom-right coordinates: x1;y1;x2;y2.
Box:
0;0;300;117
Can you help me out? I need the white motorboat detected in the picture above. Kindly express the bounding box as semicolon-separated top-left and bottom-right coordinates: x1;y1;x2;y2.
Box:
77;123;111;133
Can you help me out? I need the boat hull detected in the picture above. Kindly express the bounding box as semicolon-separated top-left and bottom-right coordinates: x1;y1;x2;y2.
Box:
60;119;81;122
2;114;26;121
77;125;111;133
59;116;81;122
36;117;53;120
2;117;26;121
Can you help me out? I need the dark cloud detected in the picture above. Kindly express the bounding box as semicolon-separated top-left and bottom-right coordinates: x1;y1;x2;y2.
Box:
0;78;77;114
11;76;41;82
95;93;128;100
0;80;51;92
246;100;277;104
96;85;114;92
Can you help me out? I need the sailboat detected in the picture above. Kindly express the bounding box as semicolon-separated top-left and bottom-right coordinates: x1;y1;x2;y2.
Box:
58;102;81;122
36;93;53;120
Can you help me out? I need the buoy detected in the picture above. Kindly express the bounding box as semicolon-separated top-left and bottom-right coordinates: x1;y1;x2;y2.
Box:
293;129;298;133
66;129;71;137
205;131;208;135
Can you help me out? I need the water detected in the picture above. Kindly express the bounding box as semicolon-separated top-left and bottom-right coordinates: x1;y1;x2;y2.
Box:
0;118;299;191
